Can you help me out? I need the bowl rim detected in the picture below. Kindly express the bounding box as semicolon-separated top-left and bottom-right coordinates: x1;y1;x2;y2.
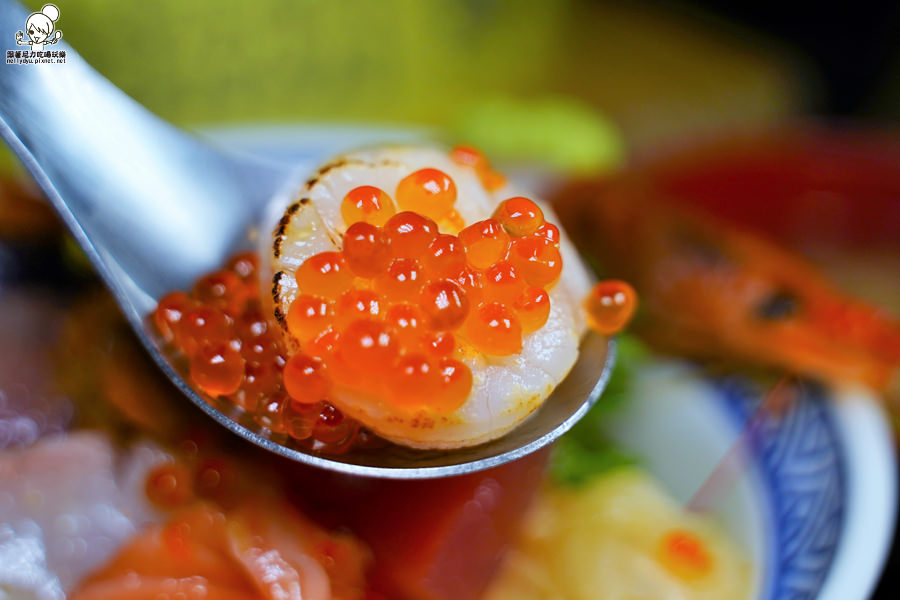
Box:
818;385;897;600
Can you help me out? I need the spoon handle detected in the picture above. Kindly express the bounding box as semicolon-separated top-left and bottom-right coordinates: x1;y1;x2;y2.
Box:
0;0;270;312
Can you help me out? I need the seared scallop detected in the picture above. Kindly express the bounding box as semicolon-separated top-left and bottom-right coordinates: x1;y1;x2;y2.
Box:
263;146;593;449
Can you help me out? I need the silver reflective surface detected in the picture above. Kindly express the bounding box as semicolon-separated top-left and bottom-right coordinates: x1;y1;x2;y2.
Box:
0;0;614;478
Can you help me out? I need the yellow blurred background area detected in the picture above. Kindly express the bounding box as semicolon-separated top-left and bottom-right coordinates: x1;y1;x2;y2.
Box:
19;0;805;162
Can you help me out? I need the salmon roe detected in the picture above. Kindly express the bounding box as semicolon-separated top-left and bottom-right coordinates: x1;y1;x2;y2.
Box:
279;165;565;410
458;219;510;270
341;185;396;226
657;530;713;581
450;145;507;191
152;253;377;455
153;151;569;435
509;236;562;287
584;280;638;336
283;353;330;406
342;222;390;278
419;279;469;330
285;160;563;369
383;211;438;258
465;302;523;356
493;196;544;237
145;462;194;510
424;234;467;278
286;295;332;343
296;251;353;300
190;343;245;397
396;168;457;222
153;291;191;343
514;286;551;333
534;222;560;246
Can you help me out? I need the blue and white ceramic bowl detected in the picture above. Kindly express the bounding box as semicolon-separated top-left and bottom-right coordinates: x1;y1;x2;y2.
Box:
207;125;898;600
606;361;896;600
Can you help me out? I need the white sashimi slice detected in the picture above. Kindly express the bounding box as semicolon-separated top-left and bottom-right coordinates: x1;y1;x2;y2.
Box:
265;146;594;449
0;433;170;598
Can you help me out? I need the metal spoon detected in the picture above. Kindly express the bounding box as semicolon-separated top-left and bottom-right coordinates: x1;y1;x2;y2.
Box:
0;0;614;478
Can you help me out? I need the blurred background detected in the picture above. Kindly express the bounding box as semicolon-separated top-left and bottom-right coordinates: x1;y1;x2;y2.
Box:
4;0;900;595
5;0;898;174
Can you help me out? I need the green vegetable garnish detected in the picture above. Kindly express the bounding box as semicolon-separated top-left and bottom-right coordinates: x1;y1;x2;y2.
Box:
452;96;625;174
550;334;646;486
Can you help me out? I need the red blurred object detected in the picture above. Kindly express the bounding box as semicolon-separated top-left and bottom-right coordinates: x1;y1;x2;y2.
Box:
289;449;550;600
551;125;900;392
639;126;900;251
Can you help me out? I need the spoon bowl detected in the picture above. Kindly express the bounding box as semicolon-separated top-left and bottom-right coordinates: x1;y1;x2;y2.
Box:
0;0;614;478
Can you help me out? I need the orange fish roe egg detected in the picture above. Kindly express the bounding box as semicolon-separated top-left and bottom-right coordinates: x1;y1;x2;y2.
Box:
305;327;341;363
226;251;259;281
465;302;523;356
388;353;440;408
533;222;560;247
237;360;279;411
283;353;330;406
158;142;584;449
296;251;353;300
493;196;544;237
341;185;396;226
375;257;426;302
455;267;485;306
449;144;486;168
584;280;638;336
449;144;506;191
193;457;238;505
479;169;507;192
509;236;563;288
254;393;288;434
145;463;194;510
237;306;269;339
436;358;472;412
395;168;457;222
175;306;232;356
282;400;318;441
514;286;551;333
446;208;467;231
286;295;333;344
342;222;390;278
192;269;250;315
153;291;193;343
423;330;455;357
383;211;438;258
335;289;382;330
384;303;425;348
483;260;526;305
458;219;510;270
155;251;380;453
190;342;245;397
658;530;713;581
337;319;399;376
419;279;470;331
240;330;284;368
313;403;355;445
424;233;467;278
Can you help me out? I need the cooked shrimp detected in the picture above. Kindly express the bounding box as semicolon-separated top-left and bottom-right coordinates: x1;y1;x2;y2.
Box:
552;176;900;394
264;146;594;449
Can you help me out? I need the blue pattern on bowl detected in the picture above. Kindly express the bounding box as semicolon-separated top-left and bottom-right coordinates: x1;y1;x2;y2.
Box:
717;379;846;600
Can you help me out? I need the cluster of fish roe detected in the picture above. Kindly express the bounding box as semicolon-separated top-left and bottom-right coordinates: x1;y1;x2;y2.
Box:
152;253;379;454
281;167;563;415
